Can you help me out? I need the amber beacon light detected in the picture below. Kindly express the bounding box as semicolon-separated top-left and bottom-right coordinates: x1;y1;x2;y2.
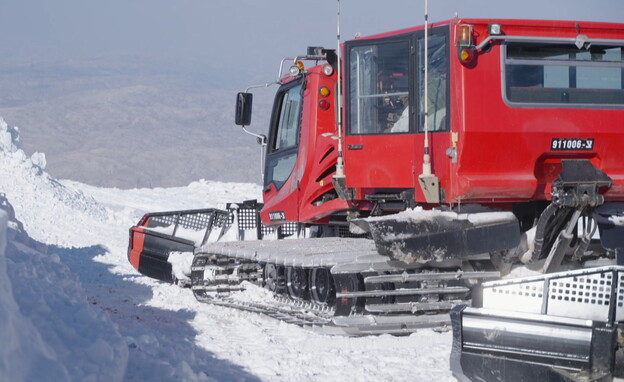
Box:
456;24;475;64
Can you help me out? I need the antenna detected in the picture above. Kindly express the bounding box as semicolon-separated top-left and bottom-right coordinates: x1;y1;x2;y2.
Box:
423;0;430;176
335;0;345;179
417;0;441;203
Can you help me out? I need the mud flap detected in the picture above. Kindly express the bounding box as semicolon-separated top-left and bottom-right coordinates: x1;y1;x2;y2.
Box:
361;211;520;264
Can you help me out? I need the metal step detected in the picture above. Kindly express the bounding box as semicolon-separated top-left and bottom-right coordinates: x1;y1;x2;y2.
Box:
366;300;458;314
192;285;246;294
336;286;470;299
332;313;451;335
364;270;500;284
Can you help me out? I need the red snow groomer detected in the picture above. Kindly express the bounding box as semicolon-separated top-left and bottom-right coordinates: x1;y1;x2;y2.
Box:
128;18;624;352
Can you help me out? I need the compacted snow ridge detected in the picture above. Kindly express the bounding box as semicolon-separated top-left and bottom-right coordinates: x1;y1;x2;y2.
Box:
0;196;128;382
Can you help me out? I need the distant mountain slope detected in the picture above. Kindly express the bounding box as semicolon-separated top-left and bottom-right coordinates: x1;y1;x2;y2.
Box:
0;57;274;188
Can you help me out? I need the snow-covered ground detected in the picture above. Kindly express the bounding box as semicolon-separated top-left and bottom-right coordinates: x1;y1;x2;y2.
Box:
0;117;458;381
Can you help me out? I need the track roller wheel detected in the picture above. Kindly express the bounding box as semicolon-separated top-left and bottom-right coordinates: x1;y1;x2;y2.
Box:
333;273;365;316
263;263;286;294
191;253;210;302
286;267;309;300
309;268;335;306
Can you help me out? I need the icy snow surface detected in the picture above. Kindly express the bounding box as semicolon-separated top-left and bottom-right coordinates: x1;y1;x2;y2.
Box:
0;117;458;381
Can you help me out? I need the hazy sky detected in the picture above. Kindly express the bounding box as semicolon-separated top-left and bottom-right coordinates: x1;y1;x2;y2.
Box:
0;0;622;188
1;0;622;85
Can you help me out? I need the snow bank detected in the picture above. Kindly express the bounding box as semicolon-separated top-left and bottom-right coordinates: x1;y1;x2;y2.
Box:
0;196;128;381
0;117;107;247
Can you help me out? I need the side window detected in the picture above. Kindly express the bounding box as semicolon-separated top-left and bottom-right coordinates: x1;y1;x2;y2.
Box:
418;34;448;132
349;41;410;134
265;83;303;190
505;43;624;106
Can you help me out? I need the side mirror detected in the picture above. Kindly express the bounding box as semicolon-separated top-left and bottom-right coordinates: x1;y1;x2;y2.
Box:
235;92;253;126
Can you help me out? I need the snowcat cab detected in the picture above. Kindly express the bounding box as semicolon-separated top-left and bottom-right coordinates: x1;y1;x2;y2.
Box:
234;47;353;231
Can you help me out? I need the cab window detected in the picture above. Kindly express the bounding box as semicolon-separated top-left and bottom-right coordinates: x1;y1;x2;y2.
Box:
346;29;450;135
348;40;410;134
505;43;624;106
265;82;303;190
417;34;449;132
273;84;303;151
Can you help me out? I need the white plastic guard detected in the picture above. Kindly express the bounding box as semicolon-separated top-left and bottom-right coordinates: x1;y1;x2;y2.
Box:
618;271;623;322
482;265;624;323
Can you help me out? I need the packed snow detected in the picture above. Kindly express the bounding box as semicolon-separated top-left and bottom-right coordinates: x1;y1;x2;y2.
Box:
0;118;458;381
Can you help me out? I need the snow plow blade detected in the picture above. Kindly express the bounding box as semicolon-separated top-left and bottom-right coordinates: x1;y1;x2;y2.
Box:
128;208;230;282
127;200;297;283
450;266;624;382
359;210;521;264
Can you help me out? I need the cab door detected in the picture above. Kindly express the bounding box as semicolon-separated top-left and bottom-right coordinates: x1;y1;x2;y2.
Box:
261;79;304;223
344;29;451;202
344;36;417;189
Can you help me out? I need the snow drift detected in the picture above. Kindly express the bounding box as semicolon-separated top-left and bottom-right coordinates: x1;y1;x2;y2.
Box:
0;118;107;247
0;118;130;381
0;194;128;381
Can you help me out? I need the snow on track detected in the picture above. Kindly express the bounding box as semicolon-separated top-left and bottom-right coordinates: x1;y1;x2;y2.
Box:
0;117;457;381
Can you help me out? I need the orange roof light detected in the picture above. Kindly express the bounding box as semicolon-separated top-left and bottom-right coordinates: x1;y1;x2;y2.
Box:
457;24;473;47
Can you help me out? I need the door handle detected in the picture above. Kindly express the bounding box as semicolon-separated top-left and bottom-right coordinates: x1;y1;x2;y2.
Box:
347;144;364;150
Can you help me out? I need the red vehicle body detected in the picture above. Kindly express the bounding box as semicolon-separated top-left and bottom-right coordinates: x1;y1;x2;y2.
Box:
127;17;624;341
259;18;624;229
259;67;347;225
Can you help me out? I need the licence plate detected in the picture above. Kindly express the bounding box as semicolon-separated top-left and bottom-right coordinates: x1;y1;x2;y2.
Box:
551;138;594;151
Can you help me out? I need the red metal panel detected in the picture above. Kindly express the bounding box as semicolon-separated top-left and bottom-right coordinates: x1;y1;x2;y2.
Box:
128;227;145;271
446;20;624;203
261;66;351;225
344;134;416;188
297;68;351;222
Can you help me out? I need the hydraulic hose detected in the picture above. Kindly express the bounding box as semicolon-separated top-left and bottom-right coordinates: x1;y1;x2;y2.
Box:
532;203;559;260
